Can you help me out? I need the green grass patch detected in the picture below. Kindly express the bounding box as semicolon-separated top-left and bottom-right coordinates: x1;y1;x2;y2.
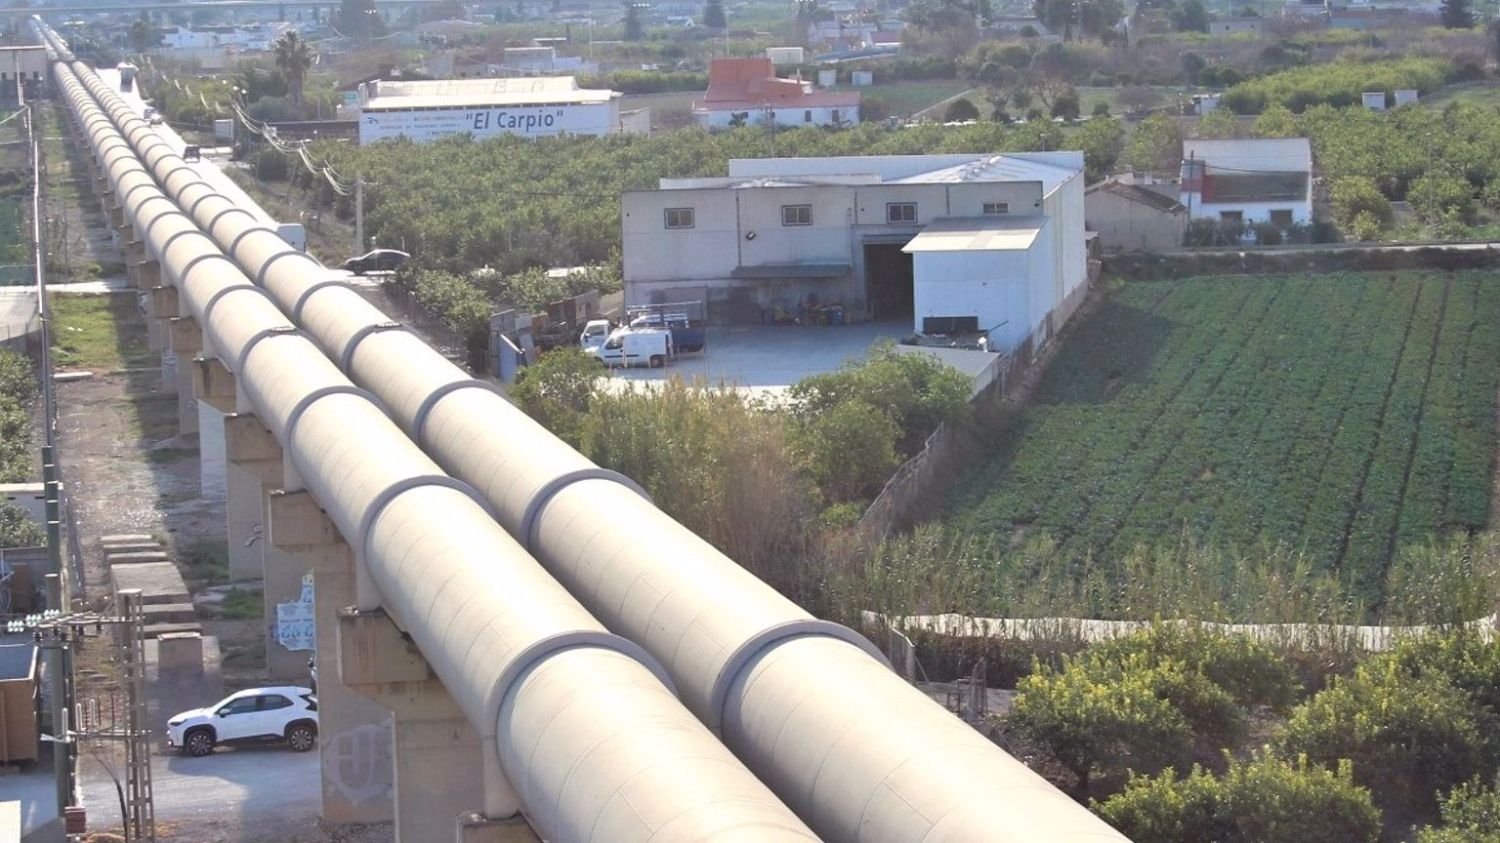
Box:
218;588;263;620
179;537;229;586
49;292;153;371
944;272;1500;611
860;81;977;118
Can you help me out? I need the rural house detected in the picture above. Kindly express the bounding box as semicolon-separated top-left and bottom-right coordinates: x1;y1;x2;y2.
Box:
1180;137;1314;228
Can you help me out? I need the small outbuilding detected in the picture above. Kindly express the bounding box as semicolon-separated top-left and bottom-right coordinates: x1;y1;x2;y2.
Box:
1085;178;1187;252
904;216;1054;353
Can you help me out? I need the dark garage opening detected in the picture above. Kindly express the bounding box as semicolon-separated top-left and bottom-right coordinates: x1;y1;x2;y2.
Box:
863;243;914;322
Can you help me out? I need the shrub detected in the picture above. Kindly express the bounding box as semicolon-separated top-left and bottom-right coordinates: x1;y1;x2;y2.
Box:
786;341;971;458
1386;632;1500;716
943;97;980;122
794;398;901;503
0;501;44;548
1277;660;1495;816
1095;752;1382;843
509;347;601;447
578;381;812;591
1012;652;1194;795
1090;624;1302;712
1417;778;1500;842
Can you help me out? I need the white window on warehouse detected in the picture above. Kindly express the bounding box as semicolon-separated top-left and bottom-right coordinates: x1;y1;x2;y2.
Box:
887;202;917;223
781;204;812;226
664;207;695;229
982;202;1009;215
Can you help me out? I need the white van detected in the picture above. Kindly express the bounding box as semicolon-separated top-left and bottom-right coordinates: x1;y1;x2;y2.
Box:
586;327;673;368
579;319;612;351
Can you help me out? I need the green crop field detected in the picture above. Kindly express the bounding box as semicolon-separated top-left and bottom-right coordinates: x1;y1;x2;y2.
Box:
945;272;1500;607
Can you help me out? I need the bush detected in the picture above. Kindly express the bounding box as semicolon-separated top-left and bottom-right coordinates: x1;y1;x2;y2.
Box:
1417;778;1500;842
786;341;971;457
0;501;44;548
1386;632;1500;716
0;349;35;483
943;97;980;122
1089;624;1302;712
509;347;601;447
1277;660;1495;817
1011;652;1195;795
1095;752;1382;843
577;381;812;591
794;399;901;503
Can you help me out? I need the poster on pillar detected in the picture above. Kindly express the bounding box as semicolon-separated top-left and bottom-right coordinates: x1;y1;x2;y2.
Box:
276;572;316;651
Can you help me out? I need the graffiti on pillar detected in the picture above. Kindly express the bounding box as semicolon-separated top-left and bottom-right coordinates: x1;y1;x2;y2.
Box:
275;571;315;651
326;721;394;805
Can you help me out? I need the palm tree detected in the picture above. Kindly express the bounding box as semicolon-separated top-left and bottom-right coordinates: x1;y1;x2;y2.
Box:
273;31;313;115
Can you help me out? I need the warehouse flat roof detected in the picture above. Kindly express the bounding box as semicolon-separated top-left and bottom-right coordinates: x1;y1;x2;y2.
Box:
362;76;617;110
902;215;1047;253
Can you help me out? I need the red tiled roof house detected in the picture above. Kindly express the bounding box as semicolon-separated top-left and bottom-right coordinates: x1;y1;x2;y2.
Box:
694;58;860;130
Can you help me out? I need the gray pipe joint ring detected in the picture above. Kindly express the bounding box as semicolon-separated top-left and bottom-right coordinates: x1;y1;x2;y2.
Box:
409;379;510;443
353;474;495;572
205;206;258;240
493;632;677;720
335;321;404;373
294;278;358;323
520;469;651;552
255;249;309;286
232;324;300;380
707;620;891;736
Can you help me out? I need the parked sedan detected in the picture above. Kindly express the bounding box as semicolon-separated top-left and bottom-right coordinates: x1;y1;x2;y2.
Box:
341;248;409;276
166;686;318;757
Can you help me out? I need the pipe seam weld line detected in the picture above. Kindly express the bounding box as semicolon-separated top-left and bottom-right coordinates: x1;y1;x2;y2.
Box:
233;324;302;380
520;469;652;552
707;620;891;735
409;379;510;444
353;474;497;574
336;321;404;372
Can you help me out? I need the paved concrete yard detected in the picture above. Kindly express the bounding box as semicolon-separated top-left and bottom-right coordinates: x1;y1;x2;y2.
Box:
607;320;910;399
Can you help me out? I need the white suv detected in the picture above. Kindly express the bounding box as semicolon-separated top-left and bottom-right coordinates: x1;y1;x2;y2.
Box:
166;686;318;757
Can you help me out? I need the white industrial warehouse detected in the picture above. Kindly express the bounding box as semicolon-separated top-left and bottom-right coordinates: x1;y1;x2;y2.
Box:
621;152;1088;355
354;76;642;144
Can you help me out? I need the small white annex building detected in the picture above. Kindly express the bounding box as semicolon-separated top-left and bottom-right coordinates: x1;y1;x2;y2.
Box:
622;152;1088;355
1180;137;1313;227
356;77;622;144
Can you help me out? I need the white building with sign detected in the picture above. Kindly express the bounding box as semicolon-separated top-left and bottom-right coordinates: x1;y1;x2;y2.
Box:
355;77;624;144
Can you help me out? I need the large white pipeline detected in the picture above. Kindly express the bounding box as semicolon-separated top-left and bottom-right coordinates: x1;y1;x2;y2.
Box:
49;52;820;843
52;26;1127;841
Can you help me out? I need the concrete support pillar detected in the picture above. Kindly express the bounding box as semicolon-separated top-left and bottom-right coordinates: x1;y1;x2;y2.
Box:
191;358;231;504
135;260;160;291
144;284;175;376
167;317;201;433
268;490;395;825
123;238;146;286
223;412;274;581
339;608;516;843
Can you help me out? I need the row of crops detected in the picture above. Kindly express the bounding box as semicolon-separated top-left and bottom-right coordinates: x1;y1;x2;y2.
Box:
944;272;1500;607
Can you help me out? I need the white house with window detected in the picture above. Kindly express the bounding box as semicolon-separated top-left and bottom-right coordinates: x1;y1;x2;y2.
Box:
1180;137;1314;228
622;152;1088;354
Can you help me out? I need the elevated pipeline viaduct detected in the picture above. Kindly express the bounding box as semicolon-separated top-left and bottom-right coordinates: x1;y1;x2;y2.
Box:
32;19;1129;843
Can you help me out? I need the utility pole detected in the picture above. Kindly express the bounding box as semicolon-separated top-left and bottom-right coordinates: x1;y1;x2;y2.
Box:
354;172;364;253
44;574;73;820
16;592;155;841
